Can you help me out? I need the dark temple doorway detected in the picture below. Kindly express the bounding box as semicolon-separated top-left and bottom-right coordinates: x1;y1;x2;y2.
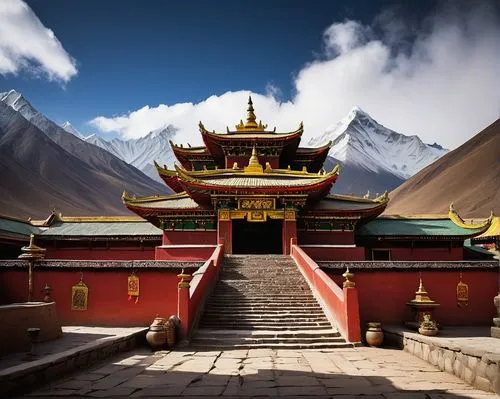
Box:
232;219;283;254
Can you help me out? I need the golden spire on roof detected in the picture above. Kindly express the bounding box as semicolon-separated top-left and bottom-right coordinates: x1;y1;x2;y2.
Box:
235;96;268;132
244;145;264;173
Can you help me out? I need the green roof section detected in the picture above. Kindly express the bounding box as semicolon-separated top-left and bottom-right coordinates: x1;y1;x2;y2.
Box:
0;217;40;239
357;218;487;238
38;221;162;237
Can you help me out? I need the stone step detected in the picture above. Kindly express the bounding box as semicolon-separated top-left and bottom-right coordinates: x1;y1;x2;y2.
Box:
193;255;347;349
190;336;346;346
209;294;316;299
193;329;340;339
206;302;322;312
205;305;322;312
198;323;332;330
202;310;326;318
190;341;353;349
201;317;330;325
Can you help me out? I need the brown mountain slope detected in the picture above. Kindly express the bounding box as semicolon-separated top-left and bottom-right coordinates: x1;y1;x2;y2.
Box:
0;102;167;218
385;119;500;218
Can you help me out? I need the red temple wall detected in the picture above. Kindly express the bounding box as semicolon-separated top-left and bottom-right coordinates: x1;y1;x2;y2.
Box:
302;246;365;261
155;246;215;261
298;231;355;245
325;270;497;327
365;247;464;261
43;247;156;260
0;269;179;326
162;231;217;246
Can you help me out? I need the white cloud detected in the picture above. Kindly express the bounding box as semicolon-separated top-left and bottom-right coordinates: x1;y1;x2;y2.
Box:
90;1;500;150
0;0;77;83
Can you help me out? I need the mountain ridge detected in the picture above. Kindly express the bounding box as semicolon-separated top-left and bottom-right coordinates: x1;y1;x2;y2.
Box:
386;119;500;217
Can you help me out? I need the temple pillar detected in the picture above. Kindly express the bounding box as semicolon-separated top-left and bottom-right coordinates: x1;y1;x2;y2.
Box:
282;210;297;255
217;210;232;254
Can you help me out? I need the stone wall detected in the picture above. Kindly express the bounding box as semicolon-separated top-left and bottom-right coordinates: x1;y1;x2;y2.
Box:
384;327;500;394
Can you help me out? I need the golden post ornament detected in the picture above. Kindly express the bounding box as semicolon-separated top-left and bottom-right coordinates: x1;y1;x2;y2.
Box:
71;274;88;311
128;274;140;304
456;273;469;308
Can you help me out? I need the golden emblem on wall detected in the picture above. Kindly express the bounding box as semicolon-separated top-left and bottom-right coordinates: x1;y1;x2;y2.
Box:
218;210;231;221
284;210;296;221
247;211;266;222
239;198;275;210
128;273;140;304
71;275;88;311
456;273;469;308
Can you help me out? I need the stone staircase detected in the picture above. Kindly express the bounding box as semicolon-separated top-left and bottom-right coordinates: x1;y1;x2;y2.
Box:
191;255;350;349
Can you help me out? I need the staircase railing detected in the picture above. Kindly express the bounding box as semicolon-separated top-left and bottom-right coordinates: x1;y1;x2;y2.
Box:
290;239;361;343
176;243;225;342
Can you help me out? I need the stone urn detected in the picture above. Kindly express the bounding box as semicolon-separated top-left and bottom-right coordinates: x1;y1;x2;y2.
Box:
146;316;167;350
494;293;500;327
365;322;384;347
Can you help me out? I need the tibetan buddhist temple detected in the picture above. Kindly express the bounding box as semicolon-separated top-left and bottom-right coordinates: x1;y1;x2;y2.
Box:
0;97;497;355
0;97;494;261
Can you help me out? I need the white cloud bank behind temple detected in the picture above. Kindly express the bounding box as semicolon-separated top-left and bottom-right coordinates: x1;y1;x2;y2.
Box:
91;1;500;150
0;0;77;83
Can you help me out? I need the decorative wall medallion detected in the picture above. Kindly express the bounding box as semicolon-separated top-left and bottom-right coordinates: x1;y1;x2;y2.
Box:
218;210;231;221
71;277;88;311
239;198;275;210
457;273;469;308
247;211;266;222
284;210;296;221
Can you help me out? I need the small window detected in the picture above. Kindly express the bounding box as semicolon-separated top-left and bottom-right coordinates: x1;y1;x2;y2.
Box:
372;249;391;261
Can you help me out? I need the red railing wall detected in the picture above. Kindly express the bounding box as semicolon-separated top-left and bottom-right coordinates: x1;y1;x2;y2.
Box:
176;244;225;341
290;240;361;343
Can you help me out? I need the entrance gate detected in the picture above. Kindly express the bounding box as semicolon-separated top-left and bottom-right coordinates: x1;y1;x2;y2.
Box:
232;219;282;254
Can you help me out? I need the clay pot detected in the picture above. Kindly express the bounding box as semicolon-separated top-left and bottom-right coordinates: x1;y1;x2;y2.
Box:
365;322;384;347
418;327;438;336
146;316;167;350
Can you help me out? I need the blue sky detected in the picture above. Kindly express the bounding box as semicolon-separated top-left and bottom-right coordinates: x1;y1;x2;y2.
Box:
0;0;499;148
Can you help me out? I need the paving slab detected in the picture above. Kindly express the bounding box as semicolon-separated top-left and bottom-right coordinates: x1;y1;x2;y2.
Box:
18;346;498;398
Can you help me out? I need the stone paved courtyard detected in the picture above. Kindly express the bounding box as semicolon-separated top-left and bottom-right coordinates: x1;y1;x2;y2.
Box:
20;347;497;398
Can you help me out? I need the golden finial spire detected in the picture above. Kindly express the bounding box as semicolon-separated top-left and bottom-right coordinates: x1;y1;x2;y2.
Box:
244;145;263;173
235;96;268;132
246;96;257;128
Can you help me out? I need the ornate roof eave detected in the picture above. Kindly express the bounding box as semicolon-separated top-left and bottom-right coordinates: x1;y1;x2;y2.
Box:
169;140;209;154
154;161;184;193
174;163;340;180
122;191;209;217
302;193;389;218
472;216;500;242
199;125;304;141
174;164;339;193
448;203;493;230
295;141;332;156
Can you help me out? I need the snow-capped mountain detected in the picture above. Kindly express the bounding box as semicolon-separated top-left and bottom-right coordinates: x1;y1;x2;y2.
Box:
60;121;86;139
0;89;39;120
84;126;177;182
308;106;448;179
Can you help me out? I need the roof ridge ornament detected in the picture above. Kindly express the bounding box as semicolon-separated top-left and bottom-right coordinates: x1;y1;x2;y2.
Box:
235;96;269;132
448;202;492;229
244;145;264;174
